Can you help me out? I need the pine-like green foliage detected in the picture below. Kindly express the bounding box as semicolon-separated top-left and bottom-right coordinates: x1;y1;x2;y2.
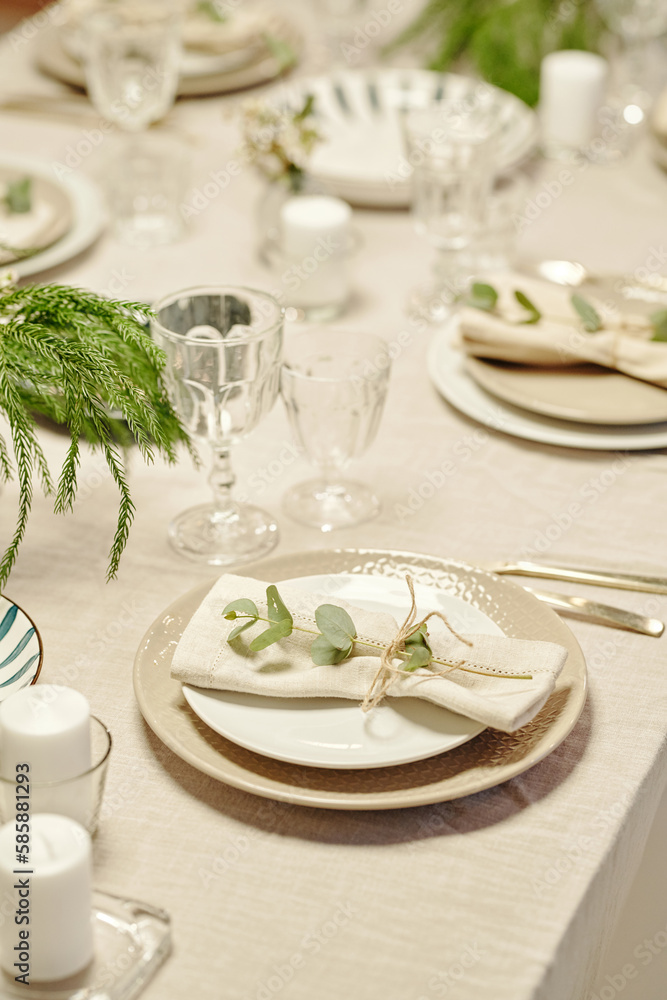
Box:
388;0;604;107
0;282;193;587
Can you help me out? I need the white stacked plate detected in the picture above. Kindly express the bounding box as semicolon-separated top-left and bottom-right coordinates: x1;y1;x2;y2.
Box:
263;68;539;208
428;315;667;451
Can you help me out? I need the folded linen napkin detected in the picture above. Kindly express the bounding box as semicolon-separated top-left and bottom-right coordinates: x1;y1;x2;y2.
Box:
459;274;667;388
171;574;568;733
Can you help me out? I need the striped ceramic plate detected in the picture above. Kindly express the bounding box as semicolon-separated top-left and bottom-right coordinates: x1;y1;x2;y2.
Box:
0;596;43;701
264;68;539;207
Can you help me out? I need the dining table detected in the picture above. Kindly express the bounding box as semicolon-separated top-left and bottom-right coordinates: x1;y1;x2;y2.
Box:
1;6;667;1000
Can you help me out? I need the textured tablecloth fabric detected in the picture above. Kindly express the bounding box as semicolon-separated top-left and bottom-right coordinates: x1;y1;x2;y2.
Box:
2;10;667;1000
171;573;567;731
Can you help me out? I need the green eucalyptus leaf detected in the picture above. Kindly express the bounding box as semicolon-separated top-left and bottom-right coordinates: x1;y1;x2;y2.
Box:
228;619;256;641
196;0;227;21
5;177;31;214
314;604;357;650
311;634;352;665
468;282;498;312
405;624;430;647
571;294;602;332
514;289;541;324
249;618;293;652
266;585;293;625
222;598;259;621
650;309;667;342
403;645;432;672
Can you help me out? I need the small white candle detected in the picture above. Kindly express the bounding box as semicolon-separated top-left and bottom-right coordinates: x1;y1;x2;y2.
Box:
280;195;352;311
0;687;93;827
540;50;609;149
0;686;91;783
0;814;94;982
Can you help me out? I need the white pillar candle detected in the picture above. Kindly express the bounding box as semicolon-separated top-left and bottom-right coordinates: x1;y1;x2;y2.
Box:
540;50;610;149
0;814;94;982
280;195;352;311
0;686;91;783
0;687;93;827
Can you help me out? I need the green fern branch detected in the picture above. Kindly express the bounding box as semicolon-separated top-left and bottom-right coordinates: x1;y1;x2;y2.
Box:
0;281;196;587
385;0;604;107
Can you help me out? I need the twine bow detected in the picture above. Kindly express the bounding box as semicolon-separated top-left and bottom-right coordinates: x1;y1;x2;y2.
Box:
361;575;474;713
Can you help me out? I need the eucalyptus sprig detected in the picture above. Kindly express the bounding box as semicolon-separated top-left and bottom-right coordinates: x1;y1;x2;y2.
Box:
223;586;531;678
468;281;667;341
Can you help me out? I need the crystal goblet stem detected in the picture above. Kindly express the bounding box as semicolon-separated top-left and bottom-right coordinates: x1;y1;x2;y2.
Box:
152;286;284;565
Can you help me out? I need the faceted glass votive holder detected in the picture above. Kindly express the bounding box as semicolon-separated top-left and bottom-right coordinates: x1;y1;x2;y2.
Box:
0;891;171;1000
0;716;111;835
261;229;362;322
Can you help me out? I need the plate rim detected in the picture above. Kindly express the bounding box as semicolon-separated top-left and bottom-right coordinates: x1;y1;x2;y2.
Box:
0;152;106;278
465;354;667;427
428;317;667;451
133;548;587;810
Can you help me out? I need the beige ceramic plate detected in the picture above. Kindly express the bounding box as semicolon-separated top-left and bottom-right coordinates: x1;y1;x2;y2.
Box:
0;168;72;266
36;20;300;98
465;356;667;426
133;549;586;810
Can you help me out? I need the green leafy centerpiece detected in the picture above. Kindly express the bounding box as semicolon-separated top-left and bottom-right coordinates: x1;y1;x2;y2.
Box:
388;0;604;106
0;276;192;587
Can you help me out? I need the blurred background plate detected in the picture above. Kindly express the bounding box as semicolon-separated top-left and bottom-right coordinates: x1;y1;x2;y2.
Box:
0;166;72;266
265;69;539;208
0;152;105;278
36;18;301;98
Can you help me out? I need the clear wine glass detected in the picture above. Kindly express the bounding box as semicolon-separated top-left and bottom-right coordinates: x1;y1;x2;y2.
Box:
81;0;184;246
280;329;391;531
151;286;284;565
403;99;500;324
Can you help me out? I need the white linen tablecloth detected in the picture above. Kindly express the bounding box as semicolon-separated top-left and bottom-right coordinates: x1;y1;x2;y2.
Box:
1;11;667;1000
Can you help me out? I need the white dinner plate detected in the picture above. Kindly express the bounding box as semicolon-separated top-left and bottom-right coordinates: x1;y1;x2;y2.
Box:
263;69;539;208
37;20;300;99
183;573;494;769
0;153;106;279
428;316;667;451
134;549;586;809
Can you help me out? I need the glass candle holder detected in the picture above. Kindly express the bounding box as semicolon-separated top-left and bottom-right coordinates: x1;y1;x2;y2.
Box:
0;716;112;835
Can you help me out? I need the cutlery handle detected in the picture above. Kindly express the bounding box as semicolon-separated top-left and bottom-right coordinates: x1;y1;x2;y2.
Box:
527;588;665;637
505;561;667;596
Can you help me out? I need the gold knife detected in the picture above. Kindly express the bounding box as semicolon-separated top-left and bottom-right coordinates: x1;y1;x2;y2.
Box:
485;560;667;596
527;588;664;637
